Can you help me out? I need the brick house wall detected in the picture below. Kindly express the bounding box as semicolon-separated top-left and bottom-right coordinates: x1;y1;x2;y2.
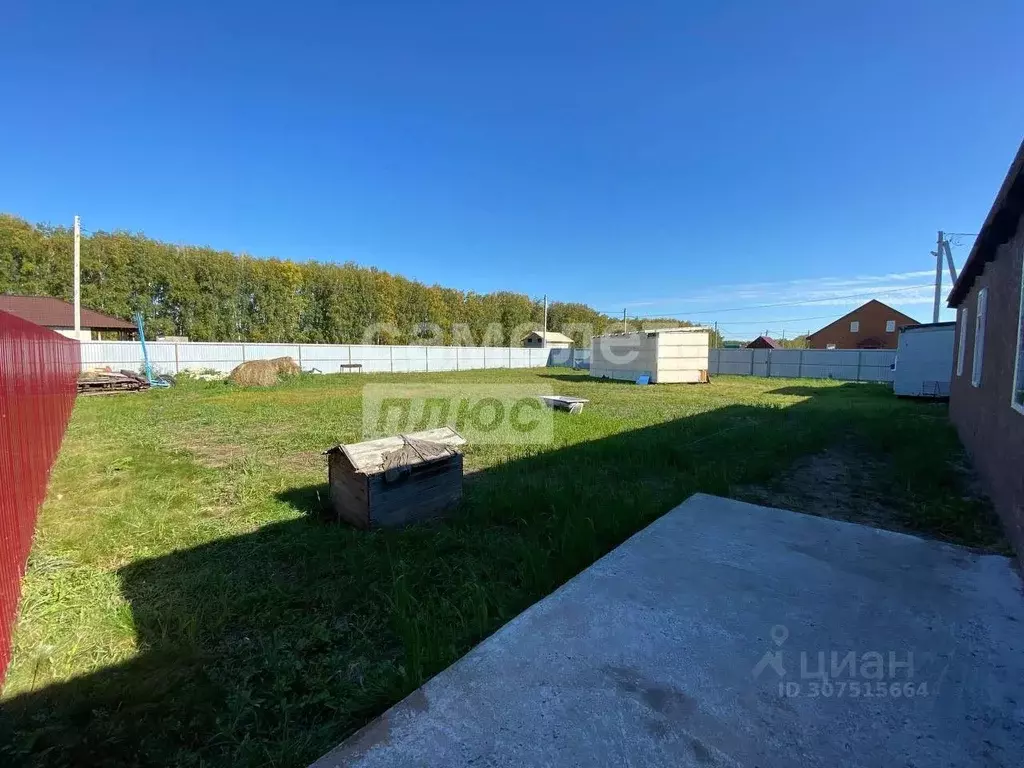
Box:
949;219;1024;560
807;300;918;350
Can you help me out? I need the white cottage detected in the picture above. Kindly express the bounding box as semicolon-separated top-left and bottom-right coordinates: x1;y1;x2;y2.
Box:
522;330;574;349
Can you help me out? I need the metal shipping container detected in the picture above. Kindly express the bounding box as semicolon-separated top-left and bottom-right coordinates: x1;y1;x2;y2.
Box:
892;322;956;397
589;328;710;384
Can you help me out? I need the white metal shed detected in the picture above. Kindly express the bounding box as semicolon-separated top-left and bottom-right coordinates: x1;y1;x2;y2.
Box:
892;322;956;397
589;327;710;383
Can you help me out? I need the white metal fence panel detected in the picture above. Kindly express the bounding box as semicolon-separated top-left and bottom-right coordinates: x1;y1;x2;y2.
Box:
243;344;301;361
299;344;351;373
708;348;895;382
458;347;487;370
80;341;568;376
427;347;458;372
175;343;246;375
80;341;894;382
484;348;510;368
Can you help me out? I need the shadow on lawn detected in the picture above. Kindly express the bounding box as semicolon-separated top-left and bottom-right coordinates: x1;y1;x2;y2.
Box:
533;371;638;385
0;384;1001;768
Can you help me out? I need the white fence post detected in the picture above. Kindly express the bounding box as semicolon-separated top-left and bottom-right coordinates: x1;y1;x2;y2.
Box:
174;343;180;374
857;350;863;382
797;349;803;378
456;347;460;371
390;346;394;373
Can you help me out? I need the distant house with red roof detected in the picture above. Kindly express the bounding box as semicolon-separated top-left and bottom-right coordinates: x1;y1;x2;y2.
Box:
0;295;136;340
745;335;780;350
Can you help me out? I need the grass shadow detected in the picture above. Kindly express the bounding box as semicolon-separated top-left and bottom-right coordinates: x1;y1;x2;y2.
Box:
276;483;331;517
536;372;649;385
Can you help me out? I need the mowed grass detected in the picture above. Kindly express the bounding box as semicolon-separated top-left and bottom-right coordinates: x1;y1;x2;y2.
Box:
0;369;1005;767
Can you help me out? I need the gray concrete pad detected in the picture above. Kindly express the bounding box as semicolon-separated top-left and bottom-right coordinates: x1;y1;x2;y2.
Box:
312;493;1024;768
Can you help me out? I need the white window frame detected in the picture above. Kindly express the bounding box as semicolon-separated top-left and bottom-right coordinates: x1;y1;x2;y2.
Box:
885;320;896;333
955;307;968;377
1013;247;1024;414
849;320;860;333
971;287;988;387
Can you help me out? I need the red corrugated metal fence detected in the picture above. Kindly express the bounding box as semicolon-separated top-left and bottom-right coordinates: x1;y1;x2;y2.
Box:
0;310;79;685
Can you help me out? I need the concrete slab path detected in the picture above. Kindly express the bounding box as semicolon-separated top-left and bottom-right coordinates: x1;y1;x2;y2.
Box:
312;493;1024;767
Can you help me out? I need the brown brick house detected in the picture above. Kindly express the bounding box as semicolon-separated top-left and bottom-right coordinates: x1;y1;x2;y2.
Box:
806;300;918;350
947;139;1024;561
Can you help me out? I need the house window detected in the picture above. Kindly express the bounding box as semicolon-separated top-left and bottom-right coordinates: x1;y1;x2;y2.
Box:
826;343;837;350
1013;253;1024;414
850;321;860;333
971;287;988;387
956;308;968;377
885;320;896;333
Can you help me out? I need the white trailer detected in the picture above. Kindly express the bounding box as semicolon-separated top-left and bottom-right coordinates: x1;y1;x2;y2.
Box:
892;322;956;397
590;327;709;383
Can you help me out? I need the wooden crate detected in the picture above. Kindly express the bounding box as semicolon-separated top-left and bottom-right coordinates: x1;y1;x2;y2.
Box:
323;427;466;529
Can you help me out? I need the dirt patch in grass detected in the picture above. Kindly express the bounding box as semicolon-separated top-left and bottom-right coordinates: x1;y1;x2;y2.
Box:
279;450;326;473
175;439;246;468
734;443;895;528
733;440;1006;551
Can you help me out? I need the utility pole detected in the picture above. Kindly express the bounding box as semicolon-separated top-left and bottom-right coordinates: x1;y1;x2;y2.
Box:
73;215;81;339
713;321;718;348
622;308;627;333
942;238;958;284
932;230;944;324
542;294;548;347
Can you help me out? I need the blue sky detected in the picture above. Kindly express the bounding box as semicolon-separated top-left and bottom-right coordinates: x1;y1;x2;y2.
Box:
3;1;1022;338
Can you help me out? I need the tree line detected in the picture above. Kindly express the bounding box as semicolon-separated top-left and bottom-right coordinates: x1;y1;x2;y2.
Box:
0;214;717;346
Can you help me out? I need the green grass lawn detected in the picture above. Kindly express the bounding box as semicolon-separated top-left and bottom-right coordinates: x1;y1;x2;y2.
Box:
0;369;1005;767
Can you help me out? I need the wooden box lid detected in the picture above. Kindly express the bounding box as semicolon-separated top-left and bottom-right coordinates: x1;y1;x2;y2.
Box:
324;427;466;476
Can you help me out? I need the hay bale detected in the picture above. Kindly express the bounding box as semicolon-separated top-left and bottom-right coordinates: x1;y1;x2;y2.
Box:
228;356;300;386
269;356;301;376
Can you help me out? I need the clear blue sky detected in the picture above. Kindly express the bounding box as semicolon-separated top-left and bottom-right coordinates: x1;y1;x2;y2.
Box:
3;1;1022;338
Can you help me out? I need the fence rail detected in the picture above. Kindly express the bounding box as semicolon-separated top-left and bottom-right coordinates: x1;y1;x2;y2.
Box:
0;311;79;684
80;341;553;375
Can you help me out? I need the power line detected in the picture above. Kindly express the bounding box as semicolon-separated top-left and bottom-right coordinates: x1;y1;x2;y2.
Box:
712;313;841;328
601;283;931;319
